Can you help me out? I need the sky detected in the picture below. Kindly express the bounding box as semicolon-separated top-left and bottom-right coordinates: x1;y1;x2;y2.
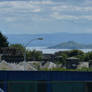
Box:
0;0;92;34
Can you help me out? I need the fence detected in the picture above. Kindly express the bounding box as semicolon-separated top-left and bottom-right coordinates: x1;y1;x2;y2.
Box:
0;71;92;92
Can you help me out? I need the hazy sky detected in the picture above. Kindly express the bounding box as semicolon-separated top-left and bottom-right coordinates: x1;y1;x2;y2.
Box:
0;0;92;34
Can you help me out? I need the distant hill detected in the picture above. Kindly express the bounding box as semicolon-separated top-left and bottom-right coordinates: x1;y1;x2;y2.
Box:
48;41;92;49
6;32;92;47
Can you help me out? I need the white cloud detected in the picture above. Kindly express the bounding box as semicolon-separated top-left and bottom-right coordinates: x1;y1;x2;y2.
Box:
0;0;92;23
52;5;92;12
0;0;52;22
32;8;41;12
0;1;41;12
0;0;43;20
31;1;54;5
51;12;78;20
51;12;92;20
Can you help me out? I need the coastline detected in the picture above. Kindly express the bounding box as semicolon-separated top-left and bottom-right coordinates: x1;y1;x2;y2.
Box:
27;47;92;54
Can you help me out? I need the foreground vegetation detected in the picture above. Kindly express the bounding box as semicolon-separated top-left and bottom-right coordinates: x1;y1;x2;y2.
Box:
40;67;92;72
54;50;92;63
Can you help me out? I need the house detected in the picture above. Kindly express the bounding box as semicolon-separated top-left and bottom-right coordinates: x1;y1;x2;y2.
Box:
66;57;79;69
42;54;63;62
40;61;57;69
42;54;56;62
77;62;89;69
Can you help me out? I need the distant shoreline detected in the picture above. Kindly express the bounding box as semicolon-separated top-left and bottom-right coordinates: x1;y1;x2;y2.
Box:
27;47;92;54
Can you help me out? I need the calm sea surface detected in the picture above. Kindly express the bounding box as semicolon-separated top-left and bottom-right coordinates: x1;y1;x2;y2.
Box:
27;47;92;54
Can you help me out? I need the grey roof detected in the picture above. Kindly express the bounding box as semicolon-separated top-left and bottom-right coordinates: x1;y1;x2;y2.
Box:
67;57;79;60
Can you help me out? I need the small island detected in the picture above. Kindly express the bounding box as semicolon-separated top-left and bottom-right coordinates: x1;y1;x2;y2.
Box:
48;41;92;49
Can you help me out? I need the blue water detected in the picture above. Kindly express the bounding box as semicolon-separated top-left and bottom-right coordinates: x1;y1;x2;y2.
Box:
27;47;92;54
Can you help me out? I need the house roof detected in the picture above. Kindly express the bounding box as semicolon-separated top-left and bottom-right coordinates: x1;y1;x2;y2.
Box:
67;57;79;60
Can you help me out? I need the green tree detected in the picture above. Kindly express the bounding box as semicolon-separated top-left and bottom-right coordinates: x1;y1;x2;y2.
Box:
76;54;86;61
84;52;92;61
0;32;9;48
55;51;68;64
55;51;70;56
26;50;43;61
60;53;68;65
9;44;25;53
9;44;43;61
69;50;84;57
